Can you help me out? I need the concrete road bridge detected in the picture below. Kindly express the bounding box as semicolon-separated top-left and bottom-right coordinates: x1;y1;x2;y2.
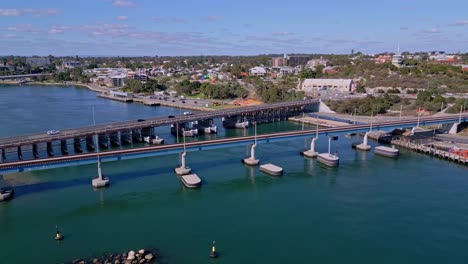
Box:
0;113;466;175
0;73;53;80
0;99;320;161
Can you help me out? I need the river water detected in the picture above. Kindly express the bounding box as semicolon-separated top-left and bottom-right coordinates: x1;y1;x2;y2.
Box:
0;85;467;263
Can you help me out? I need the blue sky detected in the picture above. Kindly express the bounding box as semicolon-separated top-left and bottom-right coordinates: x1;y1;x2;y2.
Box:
1;0;467;56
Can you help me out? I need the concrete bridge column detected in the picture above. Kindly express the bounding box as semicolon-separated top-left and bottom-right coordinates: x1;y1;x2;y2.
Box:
448;122;459;134
109;132;121;147
1;149;5;163
47;142;54;157
60;140;68;155
86;136;95;152
17;146;23;160
121;130;132;145
32;144;39;158
132;129;142;143
73;138;83;153
98;134;109;150
141;127;155;138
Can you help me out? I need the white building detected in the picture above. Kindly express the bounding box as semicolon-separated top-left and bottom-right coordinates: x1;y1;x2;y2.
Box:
249;66;267;76
299;79;355;93
111;75;126;87
392;54;402;67
62;61;81;69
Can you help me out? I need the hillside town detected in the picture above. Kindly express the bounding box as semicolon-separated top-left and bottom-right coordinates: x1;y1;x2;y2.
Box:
1;51;467;114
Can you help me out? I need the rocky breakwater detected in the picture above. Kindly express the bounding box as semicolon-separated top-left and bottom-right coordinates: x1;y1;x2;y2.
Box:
69;248;157;264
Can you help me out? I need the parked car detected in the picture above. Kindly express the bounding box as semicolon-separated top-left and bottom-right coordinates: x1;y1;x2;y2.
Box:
47;130;60;135
168;115;175;118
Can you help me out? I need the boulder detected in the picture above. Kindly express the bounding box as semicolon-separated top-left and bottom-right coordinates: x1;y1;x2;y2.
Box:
144;254;154;261
127;251;135;261
138;250;145;255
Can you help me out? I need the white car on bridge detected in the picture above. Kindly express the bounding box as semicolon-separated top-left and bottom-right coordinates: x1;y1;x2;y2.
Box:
47;130;60;135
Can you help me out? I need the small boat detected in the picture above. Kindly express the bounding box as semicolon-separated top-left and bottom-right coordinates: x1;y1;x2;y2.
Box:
144;135;164;144
171;123;198;137
235;120;249;128
0;188;14;201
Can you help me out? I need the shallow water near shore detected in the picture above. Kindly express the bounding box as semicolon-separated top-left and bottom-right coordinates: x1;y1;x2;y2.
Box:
1;85;468;263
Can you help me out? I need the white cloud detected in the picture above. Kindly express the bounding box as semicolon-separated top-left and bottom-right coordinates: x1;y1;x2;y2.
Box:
448;20;468;26
116;15;128;21
205;16;221;22
0;9;20;16
6;24;40;33
272;31;295;37
422;28;440;33
112;0;136;7
80;23;129;37
49;26;70;34
152;17;187;24
0;8;59;16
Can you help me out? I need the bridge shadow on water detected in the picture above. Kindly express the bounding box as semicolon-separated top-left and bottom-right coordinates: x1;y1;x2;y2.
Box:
10;165;177;198
10;144;338;198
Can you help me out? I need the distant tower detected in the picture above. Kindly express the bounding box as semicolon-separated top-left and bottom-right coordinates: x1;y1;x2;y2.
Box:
351;49;354;56
392;43;402;67
283;53;287;59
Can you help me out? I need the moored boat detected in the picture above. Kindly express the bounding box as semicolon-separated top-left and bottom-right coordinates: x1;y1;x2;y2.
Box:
0;188;14;201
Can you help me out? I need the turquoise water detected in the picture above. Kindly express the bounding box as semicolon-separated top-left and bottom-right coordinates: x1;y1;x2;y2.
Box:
1;85;468;263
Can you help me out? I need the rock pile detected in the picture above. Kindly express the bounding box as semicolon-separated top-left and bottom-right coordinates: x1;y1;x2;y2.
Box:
69;248;157;264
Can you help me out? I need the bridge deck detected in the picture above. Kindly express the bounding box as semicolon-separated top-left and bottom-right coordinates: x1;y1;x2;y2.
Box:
0;114;466;174
0;99;319;149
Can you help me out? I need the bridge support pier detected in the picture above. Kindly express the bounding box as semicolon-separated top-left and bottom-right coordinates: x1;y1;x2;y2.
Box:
109;132;121;147
0;149;5;163
121;130;132;145
132;129;142;143
98;134;109;150
60;140;68;155
86;136;95;152
47;142;54;157
17;146;23;160
73;138;82;153
141;127;155;139
32;144;39;158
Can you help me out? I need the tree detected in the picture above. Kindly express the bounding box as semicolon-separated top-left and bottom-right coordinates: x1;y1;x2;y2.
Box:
54;71;71;82
123;78;143;93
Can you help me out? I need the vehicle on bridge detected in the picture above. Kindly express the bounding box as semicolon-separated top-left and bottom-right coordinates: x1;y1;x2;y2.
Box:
47;130;60;135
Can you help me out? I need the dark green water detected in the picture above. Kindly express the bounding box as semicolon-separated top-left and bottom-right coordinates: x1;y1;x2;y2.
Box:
1;85;467;263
